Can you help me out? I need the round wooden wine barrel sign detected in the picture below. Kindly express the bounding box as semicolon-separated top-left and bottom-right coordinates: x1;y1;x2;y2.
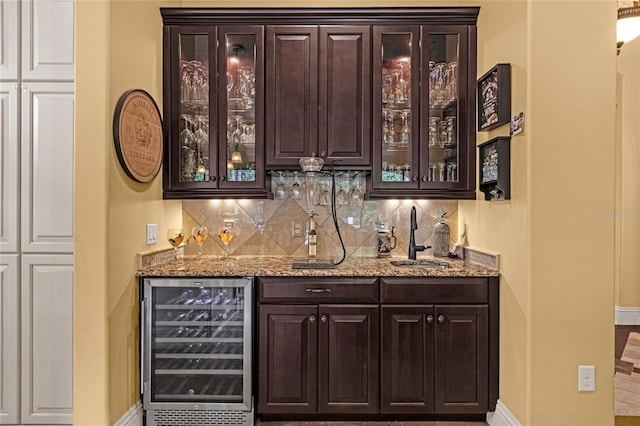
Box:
113;89;163;183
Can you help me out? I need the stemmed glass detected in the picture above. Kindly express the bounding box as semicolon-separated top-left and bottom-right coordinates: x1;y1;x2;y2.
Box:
218;226;234;258
191;226;208;256
275;172;287;199
336;176;348;206
290;171;302;199
167;228;185;250
349;176;364;207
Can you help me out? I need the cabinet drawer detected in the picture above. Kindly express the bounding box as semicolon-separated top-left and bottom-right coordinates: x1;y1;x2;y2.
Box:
258;277;379;303
381;277;487;304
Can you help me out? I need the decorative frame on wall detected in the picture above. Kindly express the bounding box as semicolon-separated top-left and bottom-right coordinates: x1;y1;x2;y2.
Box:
478;136;510;201
113;89;164;183
477;63;511;131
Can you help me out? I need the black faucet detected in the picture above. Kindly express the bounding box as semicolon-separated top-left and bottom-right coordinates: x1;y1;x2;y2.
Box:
409;206;430;260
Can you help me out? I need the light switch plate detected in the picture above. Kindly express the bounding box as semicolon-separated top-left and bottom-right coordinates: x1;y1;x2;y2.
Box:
146;224;158;245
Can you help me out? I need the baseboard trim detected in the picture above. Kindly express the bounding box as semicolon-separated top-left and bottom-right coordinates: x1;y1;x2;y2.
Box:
616;306;640;325
487;399;521;426
113;402;142;426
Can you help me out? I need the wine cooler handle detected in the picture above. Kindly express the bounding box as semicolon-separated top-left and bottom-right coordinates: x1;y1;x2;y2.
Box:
140;299;146;396
306;288;332;293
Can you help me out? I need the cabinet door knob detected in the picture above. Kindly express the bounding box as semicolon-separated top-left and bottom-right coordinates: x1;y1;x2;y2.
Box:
412;175;418;182
422;175;427;182
309;315;316;323
211;175;217;182
321;314;327;323
221;175;226;182
438;315;445;323
427;315;434;323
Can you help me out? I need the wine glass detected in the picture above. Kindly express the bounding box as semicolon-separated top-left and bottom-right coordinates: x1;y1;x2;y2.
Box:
290;171;302;199
218;226;234;258
349;176;364;207
191;226;208;256
167;228;185;250
275;172;287;199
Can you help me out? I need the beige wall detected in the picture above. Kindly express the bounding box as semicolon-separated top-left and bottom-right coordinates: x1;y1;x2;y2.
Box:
75;0;618;424
75;1;181;424
616;37;640;308
460;1;615;425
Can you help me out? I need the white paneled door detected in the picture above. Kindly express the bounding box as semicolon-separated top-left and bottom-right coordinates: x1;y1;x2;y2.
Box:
0;0;19;80
0;83;19;253
0;254;19;424
21;254;73;424
20;82;74;254
21;0;74;81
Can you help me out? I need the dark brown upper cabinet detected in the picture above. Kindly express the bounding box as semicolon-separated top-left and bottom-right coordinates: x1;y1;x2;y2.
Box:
368;24;477;200
161;18;269;199
161;8;478;199
266;25;371;169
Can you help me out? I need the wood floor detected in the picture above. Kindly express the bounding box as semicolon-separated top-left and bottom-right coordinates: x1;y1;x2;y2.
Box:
616;330;640;416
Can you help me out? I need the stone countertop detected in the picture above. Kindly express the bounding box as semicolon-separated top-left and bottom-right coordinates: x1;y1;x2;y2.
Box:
137;255;499;278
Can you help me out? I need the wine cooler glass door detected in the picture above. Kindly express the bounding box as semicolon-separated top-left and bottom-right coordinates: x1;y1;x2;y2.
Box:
142;277;253;411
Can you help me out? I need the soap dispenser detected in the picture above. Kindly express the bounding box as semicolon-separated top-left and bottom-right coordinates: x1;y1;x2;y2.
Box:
433;213;450;257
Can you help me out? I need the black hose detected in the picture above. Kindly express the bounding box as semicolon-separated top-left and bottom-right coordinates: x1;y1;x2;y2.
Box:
329;168;347;266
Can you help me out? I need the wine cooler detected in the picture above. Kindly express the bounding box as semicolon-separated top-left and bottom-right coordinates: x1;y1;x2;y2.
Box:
140;277;254;426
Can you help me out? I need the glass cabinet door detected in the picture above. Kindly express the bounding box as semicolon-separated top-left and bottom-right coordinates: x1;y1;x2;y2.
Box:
372;27;420;190
422;27;469;189
172;28;216;189
218;27;264;190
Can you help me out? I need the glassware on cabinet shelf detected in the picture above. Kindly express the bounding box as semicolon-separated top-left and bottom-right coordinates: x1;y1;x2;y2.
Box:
428;33;461;183
380;33;413;183
225;35;257;183
178;34;210;183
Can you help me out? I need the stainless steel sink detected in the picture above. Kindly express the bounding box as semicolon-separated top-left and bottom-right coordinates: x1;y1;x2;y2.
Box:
390;259;450;269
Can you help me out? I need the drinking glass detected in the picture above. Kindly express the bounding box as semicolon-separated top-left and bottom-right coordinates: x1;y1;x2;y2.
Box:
167;228;185;250
336;178;348;206
191;226;208;256
218;226;234;258
349;177;364;207
275;172;287;199
290;171;302;199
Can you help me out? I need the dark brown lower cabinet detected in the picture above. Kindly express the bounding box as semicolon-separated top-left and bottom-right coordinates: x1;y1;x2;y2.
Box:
381;305;488;414
257;276;498;421
258;304;379;414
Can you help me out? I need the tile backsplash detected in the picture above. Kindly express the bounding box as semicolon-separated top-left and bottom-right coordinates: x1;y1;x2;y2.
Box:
181;198;458;259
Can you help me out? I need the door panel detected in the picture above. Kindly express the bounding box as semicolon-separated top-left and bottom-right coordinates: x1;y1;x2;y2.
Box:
266;26;318;167
318;305;378;413
318;26;371;166
381;305;434;413
434;305;488;413
21;83;74;253
258;304;318;413
21;254;73;424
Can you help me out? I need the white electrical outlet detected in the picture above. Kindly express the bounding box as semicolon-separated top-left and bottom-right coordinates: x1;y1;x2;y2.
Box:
578;365;595;392
292;221;304;237
146;224;158;245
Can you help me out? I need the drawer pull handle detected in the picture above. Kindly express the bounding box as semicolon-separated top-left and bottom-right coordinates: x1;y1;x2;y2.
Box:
321;314;327;323
309;315;316;323
438;315;445;323
427;315;433;323
306;288;332;293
